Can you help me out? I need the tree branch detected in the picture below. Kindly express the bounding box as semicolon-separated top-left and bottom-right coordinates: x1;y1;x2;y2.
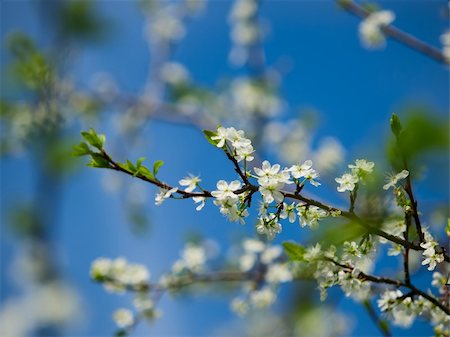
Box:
338;0;448;65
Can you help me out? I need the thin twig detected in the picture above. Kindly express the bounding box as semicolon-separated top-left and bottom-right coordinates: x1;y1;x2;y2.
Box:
403;212;411;285
362;300;392;337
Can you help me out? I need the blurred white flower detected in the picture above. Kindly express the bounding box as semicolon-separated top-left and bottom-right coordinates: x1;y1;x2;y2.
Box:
160;62;189;85
359;10;395;49
113;308;134;328
145;8;185;42
440;30;450;63
265;263;293;284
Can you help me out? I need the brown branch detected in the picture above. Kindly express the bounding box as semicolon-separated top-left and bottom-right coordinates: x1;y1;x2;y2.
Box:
403;175;425;242
97;148;450;263
100;150;212;198
326;258;450;315
338;0;448;65
284;192;450;262
403;212;411;285
223;143;250;185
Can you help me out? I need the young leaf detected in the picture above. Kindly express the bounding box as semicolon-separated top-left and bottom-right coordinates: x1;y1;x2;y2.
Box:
282;241;305;262
139;166;154;181
72;142;91;156
126;159;136;173
390;114;402;138
81;128;106;150
136;157;146;169
203;130;220;146
153;160;164;177
87;153;110;168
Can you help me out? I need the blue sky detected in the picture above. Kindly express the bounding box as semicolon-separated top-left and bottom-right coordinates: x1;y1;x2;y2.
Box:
1;1;449;336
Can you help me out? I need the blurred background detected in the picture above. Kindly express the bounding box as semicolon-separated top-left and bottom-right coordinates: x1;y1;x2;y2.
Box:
1;0;449;336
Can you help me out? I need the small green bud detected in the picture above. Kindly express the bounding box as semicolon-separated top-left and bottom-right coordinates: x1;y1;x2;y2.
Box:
390;114;402;138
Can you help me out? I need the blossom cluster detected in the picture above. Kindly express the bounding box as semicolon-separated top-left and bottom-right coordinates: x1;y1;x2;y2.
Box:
143;0;205;44
298;240;375;302
377;289;449;332
420;231;445;271
90;239;296;332
292;238;448;333
228;0;260;66
231;239;294;315
335;159;375;193
90;257;150;293
84;122;448;336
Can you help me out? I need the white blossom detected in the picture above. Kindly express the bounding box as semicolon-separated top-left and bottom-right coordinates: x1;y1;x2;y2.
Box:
256;215;282;239
230;297;249;316
359;10;395;49
180;244;207;272
155;187;178;205
431;272;447;294
230;79;282;117
239;252;257;272
420;240;444;271
192;196;205;211
160;62;189;85
265;263;293;284
211;127;252;158
133;295;154;311
249;287;276;308
297;205;328;228
179;175;201;193
258;179;285;204
255;160;291;203
261;245;282;264
289;160;321;187
348;159;375;177
337;270;370;300
230;0;257;21
304;243;323;261
377;289;403;312
440;30;450;63
90;257;150;291
383;170;409;190
113;308;134;328
335;173;359;192
280;202;297;223
254;160;281;179
243;238;265;253
211;180;241;201
145;9;185;42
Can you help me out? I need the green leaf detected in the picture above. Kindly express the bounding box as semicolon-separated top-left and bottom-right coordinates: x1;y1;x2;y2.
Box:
390;113;402;138
283;241;305;262
87;153;110;168
126;159;136;173
136;157;146;169
81;128;105;150
72;142;91;156
139;166;154;180
203;130;220;147
153;160;164;177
